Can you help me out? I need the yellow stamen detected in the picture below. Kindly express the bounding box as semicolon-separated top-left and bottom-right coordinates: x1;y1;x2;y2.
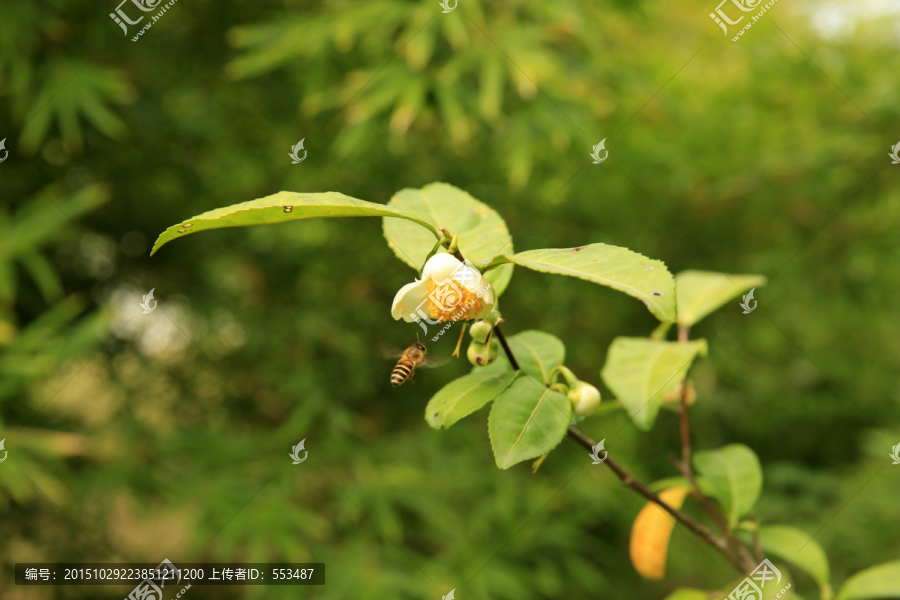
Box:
426;280;484;322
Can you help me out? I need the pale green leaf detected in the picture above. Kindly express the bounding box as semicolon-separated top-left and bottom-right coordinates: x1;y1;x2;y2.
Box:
471;330;565;384
693;444;762;529
484;244;675;321
383;182;514;295
151;191;440;255
675;270;767;327
600;338;707;430
488;376;571;469
425;371;520;429
836;561;900;600
759;525;831;598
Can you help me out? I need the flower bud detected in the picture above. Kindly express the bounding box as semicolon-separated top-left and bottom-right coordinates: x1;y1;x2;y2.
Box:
467;339;499;366
469;321;493;343
568;382;601;417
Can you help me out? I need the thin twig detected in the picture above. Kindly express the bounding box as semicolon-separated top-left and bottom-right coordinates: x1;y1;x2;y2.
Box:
493;324;520;371
496;321;754;572
680;383;692;468
567;426;746;571
675;329;757;570
749;514;764;563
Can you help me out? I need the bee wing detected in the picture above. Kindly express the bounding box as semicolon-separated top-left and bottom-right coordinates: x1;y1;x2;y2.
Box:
378;345;406;360
420;356;451;368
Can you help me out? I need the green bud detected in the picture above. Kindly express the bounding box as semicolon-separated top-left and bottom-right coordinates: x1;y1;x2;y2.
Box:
469;321;493;343
467;339;499;366
568;382;601;417
484;309;502;326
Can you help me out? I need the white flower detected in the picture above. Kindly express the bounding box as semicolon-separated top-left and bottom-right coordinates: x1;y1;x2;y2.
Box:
392;253;495;323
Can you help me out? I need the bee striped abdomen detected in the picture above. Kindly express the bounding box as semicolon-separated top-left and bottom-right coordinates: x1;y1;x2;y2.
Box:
391;359;414;386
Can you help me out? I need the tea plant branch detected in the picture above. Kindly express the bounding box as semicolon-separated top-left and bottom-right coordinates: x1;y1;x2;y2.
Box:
748;513;764;563
492;326;748;572
493;324;520;371
566;425;747;571
673;383;727;532
674;330;757;570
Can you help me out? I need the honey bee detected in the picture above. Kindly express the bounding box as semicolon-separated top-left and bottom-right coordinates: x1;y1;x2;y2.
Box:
389;342;448;387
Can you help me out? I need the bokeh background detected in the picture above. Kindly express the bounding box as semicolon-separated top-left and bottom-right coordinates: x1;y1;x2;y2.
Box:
1;0;899;598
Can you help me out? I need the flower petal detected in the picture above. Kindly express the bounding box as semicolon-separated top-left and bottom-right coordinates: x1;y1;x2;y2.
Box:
474;284;496;319
422;253;463;283
391;279;430;322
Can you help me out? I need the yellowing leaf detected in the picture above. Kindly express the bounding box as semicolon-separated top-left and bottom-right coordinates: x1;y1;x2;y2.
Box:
630;486;691;580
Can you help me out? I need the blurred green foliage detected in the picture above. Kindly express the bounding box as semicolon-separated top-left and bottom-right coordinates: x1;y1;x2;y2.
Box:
1;0;899;598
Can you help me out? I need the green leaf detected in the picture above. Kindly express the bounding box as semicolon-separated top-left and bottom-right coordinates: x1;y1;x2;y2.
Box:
488;376;571;469
151;191;441;255
484;244;675;321
600;338;707;430
759;525;831;598
836;561;900;600
470;330;565;384
425;371;519;429
663;589;709;600
693;444;762;529
382;182;514;295
675;270;767;327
